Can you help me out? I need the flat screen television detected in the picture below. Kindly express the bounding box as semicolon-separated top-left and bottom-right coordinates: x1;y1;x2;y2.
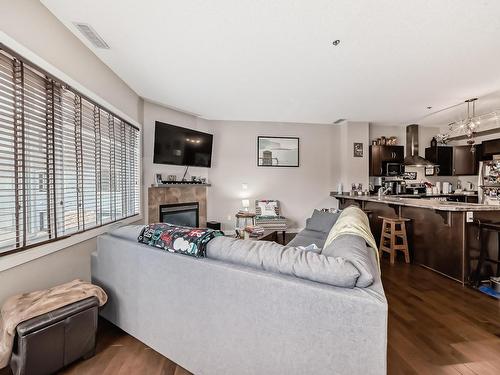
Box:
153;121;213;167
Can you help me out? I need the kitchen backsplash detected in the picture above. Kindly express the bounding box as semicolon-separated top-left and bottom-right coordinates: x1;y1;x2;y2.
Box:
404;166;477;191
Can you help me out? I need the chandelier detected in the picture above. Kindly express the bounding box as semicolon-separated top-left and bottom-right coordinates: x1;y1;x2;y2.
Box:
435;98;499;151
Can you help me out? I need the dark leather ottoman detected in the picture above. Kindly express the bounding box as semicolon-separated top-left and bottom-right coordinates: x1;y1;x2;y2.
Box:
10;296;99;375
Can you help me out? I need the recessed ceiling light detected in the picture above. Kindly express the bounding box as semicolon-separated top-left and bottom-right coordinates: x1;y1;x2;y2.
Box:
332;40;341;46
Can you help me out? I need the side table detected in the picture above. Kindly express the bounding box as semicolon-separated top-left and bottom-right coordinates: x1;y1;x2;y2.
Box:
235;212;256;229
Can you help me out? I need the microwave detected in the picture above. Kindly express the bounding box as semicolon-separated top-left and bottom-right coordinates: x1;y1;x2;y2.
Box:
385;163;404;176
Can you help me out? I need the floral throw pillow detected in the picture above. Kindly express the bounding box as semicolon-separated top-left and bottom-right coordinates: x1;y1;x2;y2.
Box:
138;223;224;257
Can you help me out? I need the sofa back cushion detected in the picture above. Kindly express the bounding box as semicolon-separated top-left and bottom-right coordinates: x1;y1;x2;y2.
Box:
206;236;360;288
322;234;376;287
305;210;340;233
286;229;327;248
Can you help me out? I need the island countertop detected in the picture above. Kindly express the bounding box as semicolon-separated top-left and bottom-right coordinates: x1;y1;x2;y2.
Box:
330;193;500;212
332;192;500;284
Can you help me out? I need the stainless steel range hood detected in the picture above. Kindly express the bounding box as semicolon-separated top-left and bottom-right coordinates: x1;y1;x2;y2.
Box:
404;124;436;167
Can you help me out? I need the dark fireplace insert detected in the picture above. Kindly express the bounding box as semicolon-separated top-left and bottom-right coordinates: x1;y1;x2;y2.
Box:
159;202;199;227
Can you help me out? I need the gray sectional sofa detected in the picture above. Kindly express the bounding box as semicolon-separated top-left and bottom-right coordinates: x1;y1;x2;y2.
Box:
91;210;387;375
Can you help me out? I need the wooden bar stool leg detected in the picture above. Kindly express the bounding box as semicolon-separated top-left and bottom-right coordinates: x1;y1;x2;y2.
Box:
400;222;410;263
390;221;396;264
497;232;500;278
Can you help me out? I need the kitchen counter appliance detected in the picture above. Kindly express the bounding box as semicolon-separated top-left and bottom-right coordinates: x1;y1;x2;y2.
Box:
386;163;405;176
369;176;406;195
405;183;426;195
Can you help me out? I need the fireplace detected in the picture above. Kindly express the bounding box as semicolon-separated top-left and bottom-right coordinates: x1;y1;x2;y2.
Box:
159;202;199;227
148;186;207;226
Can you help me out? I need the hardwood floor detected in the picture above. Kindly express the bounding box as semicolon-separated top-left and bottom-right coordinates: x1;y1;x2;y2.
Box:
0;319;193;375
382;260;500;374
58;320;193;375
1;260;499;374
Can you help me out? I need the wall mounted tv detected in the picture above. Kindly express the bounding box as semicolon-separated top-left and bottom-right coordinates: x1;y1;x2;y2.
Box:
153;121;213;168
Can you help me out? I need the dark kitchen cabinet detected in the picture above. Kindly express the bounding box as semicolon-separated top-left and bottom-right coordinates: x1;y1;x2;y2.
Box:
453;145;478;176
369;145;404;176
425;146;453;176
381;146;404;162
481;139;500;160
370;146;383;176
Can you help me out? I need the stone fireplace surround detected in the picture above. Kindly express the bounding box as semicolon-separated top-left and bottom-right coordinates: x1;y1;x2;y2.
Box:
148;186;208;226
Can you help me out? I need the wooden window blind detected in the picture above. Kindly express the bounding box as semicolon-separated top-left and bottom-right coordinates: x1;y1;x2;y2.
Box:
0;46;140;256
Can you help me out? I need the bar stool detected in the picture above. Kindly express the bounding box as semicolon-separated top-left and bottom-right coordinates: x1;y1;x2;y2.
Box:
362;210;373;221
379;216;411;264
473;221;500;286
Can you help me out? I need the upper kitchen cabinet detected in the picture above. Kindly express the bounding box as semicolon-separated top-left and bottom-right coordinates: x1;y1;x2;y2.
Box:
381;145;404;162
481;139;500;160
453;145;478;175
425;146;453;176
369;145;404;176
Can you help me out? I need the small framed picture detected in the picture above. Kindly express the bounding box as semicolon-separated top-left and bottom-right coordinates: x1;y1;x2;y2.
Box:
155;173;162;184
353;143;363;157
425;166;434;176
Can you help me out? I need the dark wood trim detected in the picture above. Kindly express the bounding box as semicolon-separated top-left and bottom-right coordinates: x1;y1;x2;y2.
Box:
0;214;139;258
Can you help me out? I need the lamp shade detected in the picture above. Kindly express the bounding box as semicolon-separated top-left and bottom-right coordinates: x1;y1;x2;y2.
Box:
241;199;250;208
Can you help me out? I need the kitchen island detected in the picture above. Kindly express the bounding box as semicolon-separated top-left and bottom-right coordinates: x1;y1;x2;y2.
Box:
331;193;500;284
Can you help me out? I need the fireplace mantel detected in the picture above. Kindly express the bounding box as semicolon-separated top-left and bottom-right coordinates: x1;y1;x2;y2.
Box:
148;186;208;225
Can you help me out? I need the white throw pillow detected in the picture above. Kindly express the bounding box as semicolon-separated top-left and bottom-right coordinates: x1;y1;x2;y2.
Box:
258;201;278;216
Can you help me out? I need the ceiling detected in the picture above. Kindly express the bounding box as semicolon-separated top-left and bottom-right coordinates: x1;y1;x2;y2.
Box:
41;0;500;126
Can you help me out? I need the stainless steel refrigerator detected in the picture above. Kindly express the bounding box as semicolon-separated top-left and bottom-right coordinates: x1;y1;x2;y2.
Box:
478;157;500;205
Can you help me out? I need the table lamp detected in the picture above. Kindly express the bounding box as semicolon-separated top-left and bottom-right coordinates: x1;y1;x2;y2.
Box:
241;199;250;211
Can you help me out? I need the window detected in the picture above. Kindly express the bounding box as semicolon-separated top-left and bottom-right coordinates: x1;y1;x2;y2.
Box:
0;46;140;256
38;172;47;192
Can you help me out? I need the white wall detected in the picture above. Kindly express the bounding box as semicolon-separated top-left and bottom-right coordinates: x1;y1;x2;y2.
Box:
0;238;96;304
0;0;142;304
207;120;341;231
339;121;369;190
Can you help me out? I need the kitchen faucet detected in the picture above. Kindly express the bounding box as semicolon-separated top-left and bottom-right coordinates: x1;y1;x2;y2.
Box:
378;186;392;198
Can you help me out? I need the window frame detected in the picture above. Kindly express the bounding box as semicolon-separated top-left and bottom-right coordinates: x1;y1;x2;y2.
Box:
0;42;142;259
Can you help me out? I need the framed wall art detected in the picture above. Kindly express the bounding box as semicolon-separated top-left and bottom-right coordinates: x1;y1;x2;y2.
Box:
257;136;299;167
353;142;363;157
